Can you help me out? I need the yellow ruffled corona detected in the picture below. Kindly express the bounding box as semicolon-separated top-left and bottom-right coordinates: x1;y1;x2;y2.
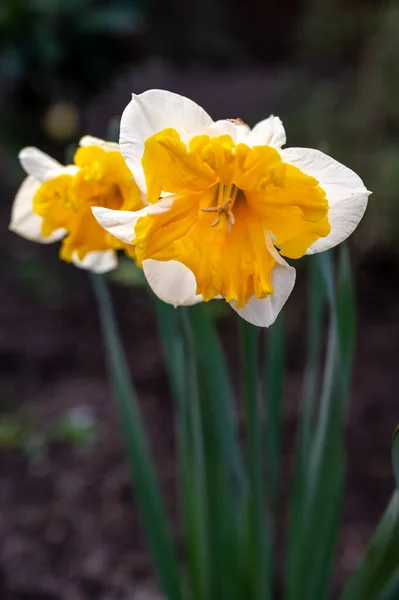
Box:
10;136;143;273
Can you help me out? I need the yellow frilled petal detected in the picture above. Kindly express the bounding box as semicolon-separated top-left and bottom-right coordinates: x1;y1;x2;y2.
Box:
135;188;276;308
142;128;217;203
32;144;144;264
245;163;330;259
74;145;142;211
33;173;76;236
135;128;330;306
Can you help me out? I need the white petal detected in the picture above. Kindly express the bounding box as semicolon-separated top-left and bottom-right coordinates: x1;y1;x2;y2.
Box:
9;175;66;243
120;89;214;194
282;147;370;254
230;234;296;327
72;250;117;273
54;165;79;177
79;135;120;152
248;116;286;148
19;147;62;182
92;196;176;244
143;259;203;307
206;119;250;144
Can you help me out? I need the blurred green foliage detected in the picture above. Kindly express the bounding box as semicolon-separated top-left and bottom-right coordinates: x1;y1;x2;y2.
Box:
0;407;97;458
0;0;144;149
109;256;147;288
3;0;399;253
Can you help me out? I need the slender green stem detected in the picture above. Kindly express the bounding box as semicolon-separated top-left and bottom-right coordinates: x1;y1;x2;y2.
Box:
240;319;272;600
265;314;284;513
187;304;248;600
179;308;211;600
299;255;325;465
152;298;208;599
189;303;247;493
152;295;186;406
285;254;325;599
90;274;182;600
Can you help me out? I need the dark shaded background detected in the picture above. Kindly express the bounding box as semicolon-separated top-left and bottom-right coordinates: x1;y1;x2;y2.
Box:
1;0;399;598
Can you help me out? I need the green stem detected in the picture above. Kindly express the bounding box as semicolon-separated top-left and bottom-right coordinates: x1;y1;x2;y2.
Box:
285;254;325;600
265;314;284;514
179;308;211;600
240;319;272;600
90;273;182;600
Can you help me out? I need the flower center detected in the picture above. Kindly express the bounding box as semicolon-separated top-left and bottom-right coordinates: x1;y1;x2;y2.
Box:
32;144;143;262
200;183;239;233
137;127;330;305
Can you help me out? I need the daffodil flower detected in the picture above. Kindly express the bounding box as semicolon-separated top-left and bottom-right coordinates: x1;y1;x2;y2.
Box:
10;136;143;273
93;90;370;325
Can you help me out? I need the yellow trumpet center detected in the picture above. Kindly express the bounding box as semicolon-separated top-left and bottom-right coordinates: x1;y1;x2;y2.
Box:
135;127;330;307
33;145;143;262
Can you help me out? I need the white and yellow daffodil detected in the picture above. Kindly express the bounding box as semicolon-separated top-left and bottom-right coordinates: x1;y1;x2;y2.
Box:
93;90;370;325
10;136;143;273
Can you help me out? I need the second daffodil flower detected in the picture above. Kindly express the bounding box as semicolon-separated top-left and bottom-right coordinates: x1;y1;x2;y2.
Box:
93;90;370;326
10;136;144;273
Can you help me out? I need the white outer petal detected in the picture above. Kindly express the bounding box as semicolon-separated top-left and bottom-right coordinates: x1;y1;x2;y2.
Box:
119;89;214;194
92;196;176;245
206;119;250;144
71;250;117;273
19;147;62;182
230;235;296;327
9;175;66;243
79;135;120;152
143;259;203;307
282;147;371;254
247;115;286;149
43;165;79;180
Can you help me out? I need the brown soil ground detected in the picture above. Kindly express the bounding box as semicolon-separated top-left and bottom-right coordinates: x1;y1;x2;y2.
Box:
1;234;399;600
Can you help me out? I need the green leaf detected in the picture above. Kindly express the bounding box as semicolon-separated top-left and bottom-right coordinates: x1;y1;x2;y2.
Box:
340;492;399;600
303;249;355;600
285;248;356;600
90;274;182;600
188;304;248;600
151;295;186;405
156;303;212;600
178;313;211;600
189;303;247;491
340;359;399;600
336;244;356;403
378;568;399;600
392;426;399;491
285;254;326;599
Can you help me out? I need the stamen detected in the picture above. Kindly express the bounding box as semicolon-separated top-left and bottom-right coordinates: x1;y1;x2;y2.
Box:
201;191;237;234
201;206;221;213
211;215;221;228
227;210;235;225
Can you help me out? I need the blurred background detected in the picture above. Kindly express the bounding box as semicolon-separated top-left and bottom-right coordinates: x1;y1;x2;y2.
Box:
1;0;399;598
